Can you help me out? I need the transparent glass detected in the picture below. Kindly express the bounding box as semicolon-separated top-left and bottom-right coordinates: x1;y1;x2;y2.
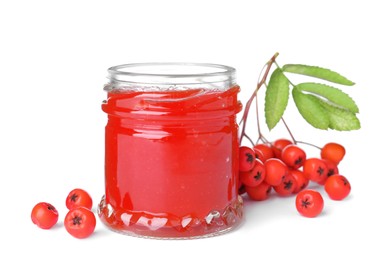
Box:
98;63;243;239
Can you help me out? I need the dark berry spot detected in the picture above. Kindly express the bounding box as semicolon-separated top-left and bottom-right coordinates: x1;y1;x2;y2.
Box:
246;153;254;163
295;157;303;166
254;172;262;181
238;185;246;194
317;166;325;176
47;204;56;211
341;177;348;185
284;181;293;190
327;169;335;177
301;198;311;208
72;215;82;226
70;193;78;202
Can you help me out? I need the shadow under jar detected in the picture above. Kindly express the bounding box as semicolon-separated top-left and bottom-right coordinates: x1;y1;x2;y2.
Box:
98;63;243;239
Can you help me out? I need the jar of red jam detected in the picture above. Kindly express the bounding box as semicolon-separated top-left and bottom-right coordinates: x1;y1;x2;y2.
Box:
98;63;243;239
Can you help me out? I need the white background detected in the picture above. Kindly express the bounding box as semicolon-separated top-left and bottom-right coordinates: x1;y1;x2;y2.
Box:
1;0;386;259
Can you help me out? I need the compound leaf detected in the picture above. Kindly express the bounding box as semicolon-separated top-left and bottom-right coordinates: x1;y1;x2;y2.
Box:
283;64;355;86
296;82;359;113
292;88;329;130
265;68;290;130
318;99;361;131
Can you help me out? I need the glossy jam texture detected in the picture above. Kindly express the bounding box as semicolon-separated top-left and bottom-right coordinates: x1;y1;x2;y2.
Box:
99;86;243;238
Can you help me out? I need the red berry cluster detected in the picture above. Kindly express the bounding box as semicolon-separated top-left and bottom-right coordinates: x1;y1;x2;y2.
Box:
238;140;351;217
31;188;96;239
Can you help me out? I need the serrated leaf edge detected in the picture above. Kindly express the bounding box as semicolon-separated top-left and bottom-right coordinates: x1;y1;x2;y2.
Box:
283;64;355;86
295;82;359;113
317;98;361;131
292;88;329;130
264;68;290;130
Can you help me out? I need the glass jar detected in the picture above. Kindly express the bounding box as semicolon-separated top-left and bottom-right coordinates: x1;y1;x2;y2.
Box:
98;63;243;239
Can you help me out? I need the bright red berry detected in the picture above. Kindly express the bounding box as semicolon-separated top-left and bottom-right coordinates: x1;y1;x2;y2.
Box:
272;139;293;159
317;159;339;185
281;145;306;169
324;175;351;200
289;169;309;194
31;202;59;229
321;142;346;165
253;143;274;162
64;207;96;239
264;158;288;186
66;188;93;210
295;189;324;218
303;158;328;183
239;146;256;172
273;173;296;196
245;182;272;201
239;159;266;187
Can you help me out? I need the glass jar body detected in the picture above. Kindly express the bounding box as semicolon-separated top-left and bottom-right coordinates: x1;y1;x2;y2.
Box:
98;63;243;239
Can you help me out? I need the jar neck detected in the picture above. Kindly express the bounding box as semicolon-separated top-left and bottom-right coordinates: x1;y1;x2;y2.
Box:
104;62;236;92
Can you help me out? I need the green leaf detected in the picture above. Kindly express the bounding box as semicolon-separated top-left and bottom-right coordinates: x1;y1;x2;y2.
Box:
292;88;329;130
283;64;355;86
296;83;359;113
318;100;361;131
264;68;290;130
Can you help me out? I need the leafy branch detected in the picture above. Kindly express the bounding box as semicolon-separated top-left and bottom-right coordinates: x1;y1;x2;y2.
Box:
239;53;360;146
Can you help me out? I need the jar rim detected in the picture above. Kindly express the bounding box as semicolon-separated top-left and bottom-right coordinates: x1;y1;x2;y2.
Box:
105;62;236;91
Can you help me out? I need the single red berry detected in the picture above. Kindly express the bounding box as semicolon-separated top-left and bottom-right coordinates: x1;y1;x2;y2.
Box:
253;148;264;163
245;182;272;201
66;188;93;210
295;189;324;218
239;146;256;172
272;138;293;159
273;173;296;196
281;145;306;169
239;159;266;187
264;158;288;186
289;169;309;194
324;175;351;200
64;207;96;239
253;143;274;162
31;202;59;229
321;142;346;165
317;159;339;185
303;158;328;183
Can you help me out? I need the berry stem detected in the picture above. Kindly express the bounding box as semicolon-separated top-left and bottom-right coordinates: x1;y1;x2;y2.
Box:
239;52;279;144
281;117;297;144
243;133;255;147
254;94;269;144
255;93;261;137
296;140;322;150
281;118;322;150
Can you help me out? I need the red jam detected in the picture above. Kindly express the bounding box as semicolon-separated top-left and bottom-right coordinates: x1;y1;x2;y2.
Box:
98;64;243;239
